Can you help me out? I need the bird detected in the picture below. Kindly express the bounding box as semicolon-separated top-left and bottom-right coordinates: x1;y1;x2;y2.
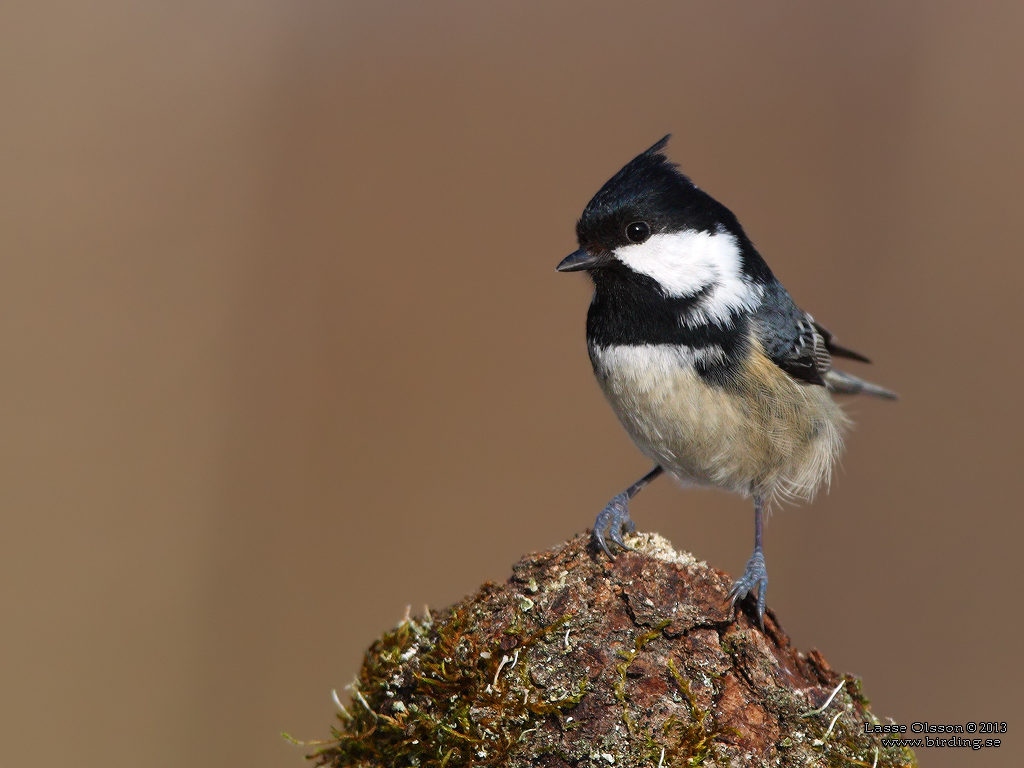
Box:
557;136;896;627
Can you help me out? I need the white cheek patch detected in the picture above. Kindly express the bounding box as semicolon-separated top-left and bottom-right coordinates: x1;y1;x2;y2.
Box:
613;229;763;326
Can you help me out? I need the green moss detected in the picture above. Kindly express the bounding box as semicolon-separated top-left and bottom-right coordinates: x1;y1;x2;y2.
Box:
295;532;918;768
800;676;917;768
843;675;870;708
611;621;730;767
613;619;671;705
655;658;733;766
306;603;583;768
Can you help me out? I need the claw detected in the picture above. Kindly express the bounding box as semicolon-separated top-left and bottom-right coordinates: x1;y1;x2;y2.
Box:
729;549;768;628
592;492;634;557
607;523;631;552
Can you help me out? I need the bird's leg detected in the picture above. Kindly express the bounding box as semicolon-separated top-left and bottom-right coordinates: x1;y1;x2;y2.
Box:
729;494;769;628
593;465;664;557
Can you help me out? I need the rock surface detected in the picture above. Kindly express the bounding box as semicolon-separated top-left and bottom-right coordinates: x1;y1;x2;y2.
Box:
308;533;916;767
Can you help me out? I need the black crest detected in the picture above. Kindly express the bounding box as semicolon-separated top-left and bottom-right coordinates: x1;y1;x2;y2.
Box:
575;135;745;255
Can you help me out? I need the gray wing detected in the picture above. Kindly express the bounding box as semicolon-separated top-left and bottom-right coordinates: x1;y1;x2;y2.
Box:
754;281;897;398
754;282;831;386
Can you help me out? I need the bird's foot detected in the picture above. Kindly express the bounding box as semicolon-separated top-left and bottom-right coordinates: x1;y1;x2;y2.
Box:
592;492;636;558
729;549;768;628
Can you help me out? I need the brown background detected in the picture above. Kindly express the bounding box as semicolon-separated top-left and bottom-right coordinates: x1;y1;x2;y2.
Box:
1;2;1021;767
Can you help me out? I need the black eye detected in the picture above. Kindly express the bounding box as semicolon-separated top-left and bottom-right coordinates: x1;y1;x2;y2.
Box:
625;221;651;244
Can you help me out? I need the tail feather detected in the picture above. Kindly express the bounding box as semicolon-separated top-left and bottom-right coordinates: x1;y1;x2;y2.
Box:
824;369;898;400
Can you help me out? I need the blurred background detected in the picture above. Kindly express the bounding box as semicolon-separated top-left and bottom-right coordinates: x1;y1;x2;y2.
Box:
1;2;1021;766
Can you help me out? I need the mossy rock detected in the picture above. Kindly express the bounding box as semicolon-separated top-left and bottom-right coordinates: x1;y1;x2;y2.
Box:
303;533;916;768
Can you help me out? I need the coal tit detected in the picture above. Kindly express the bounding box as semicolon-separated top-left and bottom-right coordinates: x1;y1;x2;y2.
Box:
557;136;896;627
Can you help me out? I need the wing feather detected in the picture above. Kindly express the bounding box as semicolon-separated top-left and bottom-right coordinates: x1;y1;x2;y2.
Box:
752;283;883;394
770;313;831;386
811;320;871;363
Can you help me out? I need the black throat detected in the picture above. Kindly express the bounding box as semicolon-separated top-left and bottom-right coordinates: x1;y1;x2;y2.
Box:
585;265;749;386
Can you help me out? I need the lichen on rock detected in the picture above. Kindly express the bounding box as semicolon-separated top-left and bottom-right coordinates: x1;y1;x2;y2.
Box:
305;533;917;767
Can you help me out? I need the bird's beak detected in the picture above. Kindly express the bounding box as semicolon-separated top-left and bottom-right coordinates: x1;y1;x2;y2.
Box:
556;248;604;272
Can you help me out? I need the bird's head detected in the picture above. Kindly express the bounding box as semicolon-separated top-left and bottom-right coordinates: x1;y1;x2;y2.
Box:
558;136;772;307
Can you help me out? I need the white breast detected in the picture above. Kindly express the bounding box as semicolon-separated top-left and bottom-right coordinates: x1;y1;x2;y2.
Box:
589;341;846;500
